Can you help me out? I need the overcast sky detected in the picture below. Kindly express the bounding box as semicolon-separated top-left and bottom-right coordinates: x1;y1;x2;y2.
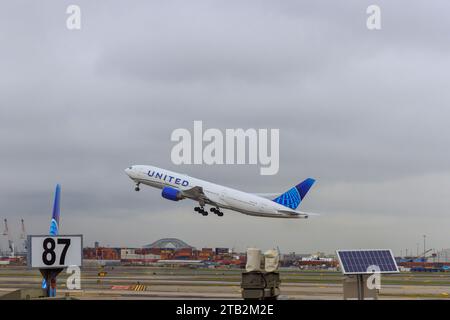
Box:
1;1;449;255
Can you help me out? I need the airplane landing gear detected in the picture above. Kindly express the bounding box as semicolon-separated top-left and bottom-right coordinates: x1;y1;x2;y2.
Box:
210;207;224;217
134;183;140;192
194;207;208;216
195;206;223;217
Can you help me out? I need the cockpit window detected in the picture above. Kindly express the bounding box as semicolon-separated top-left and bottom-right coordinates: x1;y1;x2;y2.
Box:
128;166;133;169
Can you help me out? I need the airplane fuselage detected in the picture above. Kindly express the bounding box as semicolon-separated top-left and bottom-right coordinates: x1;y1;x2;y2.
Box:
125;165;309;218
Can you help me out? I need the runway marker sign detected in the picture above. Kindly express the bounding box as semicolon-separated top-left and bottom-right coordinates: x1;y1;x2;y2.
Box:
27;235;83;269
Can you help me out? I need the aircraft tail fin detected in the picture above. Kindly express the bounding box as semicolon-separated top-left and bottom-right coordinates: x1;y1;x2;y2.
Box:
49;184;61;236
272;178;315;210
42;184;61;291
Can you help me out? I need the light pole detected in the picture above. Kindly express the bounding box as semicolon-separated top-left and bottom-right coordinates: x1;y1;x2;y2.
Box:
423;235;426;255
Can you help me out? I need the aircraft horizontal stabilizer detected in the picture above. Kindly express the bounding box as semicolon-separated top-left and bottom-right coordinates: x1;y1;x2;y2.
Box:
277;209;320;218
252;193;280;199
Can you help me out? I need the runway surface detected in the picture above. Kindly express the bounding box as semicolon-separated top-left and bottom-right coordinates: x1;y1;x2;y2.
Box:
0;266;449;299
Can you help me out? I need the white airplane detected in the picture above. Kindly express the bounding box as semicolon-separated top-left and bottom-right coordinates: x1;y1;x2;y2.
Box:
125;165;316;219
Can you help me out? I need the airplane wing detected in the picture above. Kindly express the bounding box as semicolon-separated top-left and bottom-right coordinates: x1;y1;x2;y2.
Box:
181;186;218;206
181;186;205;199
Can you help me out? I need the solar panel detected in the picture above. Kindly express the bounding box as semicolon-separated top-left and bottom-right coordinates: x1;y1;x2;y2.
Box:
336;249;399;275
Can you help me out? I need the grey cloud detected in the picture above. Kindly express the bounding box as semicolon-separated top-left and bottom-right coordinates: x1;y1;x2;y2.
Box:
0;1;449;253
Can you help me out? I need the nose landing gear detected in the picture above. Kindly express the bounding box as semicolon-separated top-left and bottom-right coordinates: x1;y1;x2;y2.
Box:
134;183;140;192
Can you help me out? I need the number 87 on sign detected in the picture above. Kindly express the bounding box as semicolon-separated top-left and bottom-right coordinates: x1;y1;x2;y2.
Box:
28;235;83;268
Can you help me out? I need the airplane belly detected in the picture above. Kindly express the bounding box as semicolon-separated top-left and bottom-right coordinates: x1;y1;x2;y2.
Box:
225;198;255;212
139;178;164;189
203;191;223;207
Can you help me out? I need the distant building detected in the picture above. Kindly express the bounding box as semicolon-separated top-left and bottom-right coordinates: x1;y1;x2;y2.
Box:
82;239;248;268
120;248;160;264
83;247;121;260
143;238;193;249
215;248;230;255
435;249;450;262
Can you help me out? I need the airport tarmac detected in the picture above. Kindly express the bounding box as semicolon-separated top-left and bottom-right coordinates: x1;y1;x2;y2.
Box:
0;266;449;300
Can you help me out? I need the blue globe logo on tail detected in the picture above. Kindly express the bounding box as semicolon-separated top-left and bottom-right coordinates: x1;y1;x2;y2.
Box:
272;178;315;210
49;219;59;236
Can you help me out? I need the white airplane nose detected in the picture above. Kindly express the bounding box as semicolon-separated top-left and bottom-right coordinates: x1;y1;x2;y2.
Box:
124;167;133;176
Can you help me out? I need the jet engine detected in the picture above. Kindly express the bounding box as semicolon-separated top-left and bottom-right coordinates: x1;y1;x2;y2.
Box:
161;186;183;201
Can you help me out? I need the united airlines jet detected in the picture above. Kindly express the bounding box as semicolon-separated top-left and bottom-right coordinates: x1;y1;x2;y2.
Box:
125;165;316;219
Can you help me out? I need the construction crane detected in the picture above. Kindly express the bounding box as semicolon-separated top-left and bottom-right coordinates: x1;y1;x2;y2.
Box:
404;248;433;263
3;219;15;257
20;219;27;252
417;248;433;262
